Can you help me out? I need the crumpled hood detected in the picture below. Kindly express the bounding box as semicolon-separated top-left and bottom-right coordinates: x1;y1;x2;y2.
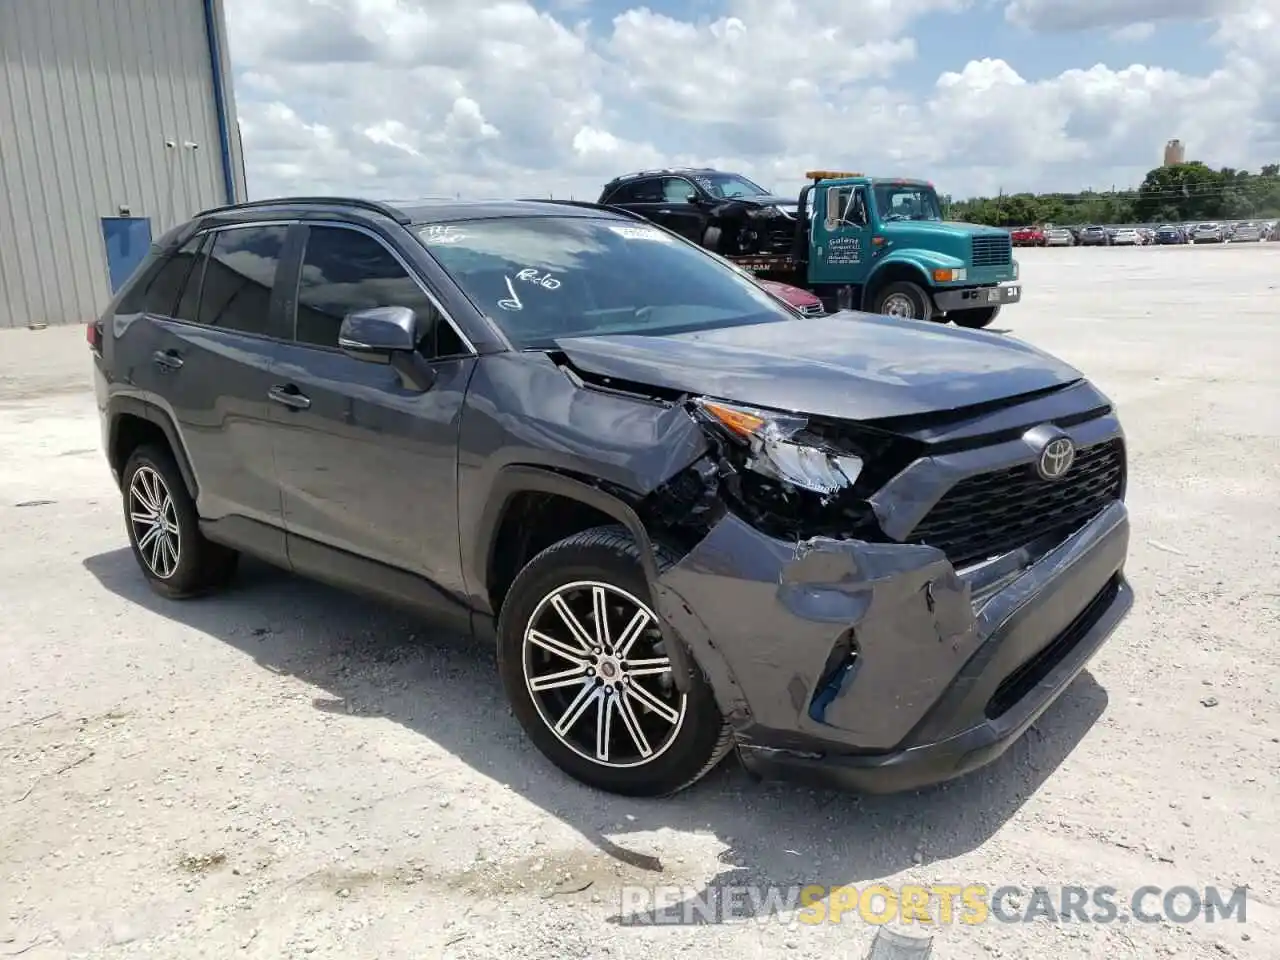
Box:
731;194;799;211
555;313;1082;421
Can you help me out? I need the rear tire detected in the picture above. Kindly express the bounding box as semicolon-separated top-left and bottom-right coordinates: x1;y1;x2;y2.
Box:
870;280;934;322
953;306;1000;329
121;444;238;599
496;526;733;797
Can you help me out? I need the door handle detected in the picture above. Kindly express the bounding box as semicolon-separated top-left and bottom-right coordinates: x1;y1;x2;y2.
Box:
268;384;311;410
152;349;184;371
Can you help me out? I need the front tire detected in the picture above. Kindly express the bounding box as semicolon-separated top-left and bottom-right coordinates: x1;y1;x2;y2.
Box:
871;280;934;322
953;306;1000;329
121;444;238;599
496;526;733;797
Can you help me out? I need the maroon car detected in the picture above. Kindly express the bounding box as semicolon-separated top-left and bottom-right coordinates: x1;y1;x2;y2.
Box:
759;278;825;317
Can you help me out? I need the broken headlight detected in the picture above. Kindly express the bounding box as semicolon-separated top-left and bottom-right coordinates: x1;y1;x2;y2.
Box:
691;398;863;495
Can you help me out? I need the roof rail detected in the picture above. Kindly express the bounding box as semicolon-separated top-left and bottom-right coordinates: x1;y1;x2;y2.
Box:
195;196;411;224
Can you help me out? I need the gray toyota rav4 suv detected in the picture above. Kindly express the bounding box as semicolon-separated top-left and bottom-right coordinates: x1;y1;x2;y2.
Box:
91;196;1133;798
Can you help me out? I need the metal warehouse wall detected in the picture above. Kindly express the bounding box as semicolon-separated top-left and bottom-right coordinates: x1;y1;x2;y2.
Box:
0;0;246;329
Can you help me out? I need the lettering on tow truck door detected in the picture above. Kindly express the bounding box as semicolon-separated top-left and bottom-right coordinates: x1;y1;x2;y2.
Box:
826;235;861;265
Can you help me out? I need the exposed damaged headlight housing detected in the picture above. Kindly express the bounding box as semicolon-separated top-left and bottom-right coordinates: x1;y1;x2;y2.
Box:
691;398;863;495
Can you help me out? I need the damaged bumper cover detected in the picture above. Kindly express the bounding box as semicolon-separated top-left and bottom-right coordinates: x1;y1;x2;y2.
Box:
652;499;1132;794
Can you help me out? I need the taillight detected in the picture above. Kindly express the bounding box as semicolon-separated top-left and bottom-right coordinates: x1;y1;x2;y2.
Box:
87;320;103;353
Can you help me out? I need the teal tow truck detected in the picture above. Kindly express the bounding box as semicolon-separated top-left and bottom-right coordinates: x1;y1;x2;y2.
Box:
731;170;1021;329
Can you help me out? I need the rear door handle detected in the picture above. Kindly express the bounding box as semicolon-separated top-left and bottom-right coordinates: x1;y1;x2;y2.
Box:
152;349;184;371
268;384;311;410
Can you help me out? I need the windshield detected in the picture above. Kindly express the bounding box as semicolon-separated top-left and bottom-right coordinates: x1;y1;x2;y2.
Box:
689;172;769;199
416;216;792;349
874;184;942;222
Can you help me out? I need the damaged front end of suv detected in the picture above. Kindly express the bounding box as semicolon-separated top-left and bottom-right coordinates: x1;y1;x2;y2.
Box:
605;365;1133;794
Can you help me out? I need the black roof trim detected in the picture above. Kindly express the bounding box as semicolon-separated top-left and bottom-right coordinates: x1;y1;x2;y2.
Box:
602;167;724;186
195;196;412;225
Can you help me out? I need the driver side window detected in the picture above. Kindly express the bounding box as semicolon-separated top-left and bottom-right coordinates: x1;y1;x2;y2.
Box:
825;186;867;228
847;188;868;225
662;178;695;203
294;226;464;358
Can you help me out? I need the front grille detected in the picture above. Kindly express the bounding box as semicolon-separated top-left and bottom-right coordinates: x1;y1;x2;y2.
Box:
906;438;1124;568
798;303;825;317
971;235;1013;267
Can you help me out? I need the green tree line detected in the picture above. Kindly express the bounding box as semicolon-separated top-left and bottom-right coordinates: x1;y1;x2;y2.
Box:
945;161;1280;226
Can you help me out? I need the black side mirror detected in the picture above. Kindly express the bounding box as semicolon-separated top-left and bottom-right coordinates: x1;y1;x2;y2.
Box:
686;193;702;205
338;306;418;362
338;305;435;391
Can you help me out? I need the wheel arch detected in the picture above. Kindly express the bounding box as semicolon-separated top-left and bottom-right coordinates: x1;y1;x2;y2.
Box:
107;396;199;499
477;466;664;617
862;258;933;308
475;464;728;701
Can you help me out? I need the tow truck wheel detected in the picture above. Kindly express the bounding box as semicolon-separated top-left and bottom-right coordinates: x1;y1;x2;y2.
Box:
953;306;1000;329
872;281;933;322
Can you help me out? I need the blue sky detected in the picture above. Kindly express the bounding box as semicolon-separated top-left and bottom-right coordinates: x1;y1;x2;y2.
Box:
224;0;1277;203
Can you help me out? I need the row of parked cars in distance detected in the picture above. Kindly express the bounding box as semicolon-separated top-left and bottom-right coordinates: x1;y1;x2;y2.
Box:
1016;220;1279;247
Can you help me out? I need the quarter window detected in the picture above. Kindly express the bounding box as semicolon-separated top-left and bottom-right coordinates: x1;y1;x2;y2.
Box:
199;225;288;335
295;226;464;358
603;182;641;204
132;236;203;316
174;234;210;323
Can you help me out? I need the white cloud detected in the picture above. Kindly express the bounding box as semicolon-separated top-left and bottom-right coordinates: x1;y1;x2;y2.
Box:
1111;21;1156;41
224;0;1279;203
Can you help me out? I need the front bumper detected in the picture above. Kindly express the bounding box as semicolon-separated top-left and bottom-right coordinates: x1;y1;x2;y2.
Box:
652;434;1131;793
932;282;1022;313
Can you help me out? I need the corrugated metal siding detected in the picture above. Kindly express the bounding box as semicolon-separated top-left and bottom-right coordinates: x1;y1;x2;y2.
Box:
0;0;230;328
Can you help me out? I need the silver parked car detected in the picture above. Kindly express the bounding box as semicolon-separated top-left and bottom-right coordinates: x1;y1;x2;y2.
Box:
1192;222;1225;243
1045;227;1074;246
1110;227;1141;246
1230;222;1262;242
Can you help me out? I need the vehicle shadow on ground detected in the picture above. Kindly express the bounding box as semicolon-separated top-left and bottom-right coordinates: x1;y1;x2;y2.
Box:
83;550;1109;921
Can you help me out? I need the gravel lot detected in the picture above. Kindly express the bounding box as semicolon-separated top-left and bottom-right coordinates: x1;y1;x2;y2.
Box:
2;243;1278;959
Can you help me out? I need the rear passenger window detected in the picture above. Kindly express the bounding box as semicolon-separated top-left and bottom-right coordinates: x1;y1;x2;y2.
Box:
295;226;465;358
199;225;288;335
630;179;662;202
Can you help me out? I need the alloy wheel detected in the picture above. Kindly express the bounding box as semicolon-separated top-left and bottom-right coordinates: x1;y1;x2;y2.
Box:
522;580;686;769
128;465;181;579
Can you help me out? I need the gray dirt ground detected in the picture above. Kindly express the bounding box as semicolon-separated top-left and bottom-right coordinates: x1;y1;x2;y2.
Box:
1;243;1277;959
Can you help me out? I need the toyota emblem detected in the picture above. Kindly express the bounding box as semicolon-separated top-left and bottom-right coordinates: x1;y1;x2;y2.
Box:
1037;437;1076;480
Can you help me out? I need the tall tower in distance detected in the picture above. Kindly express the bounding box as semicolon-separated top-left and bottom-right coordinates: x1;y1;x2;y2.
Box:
1164;139;1186;166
